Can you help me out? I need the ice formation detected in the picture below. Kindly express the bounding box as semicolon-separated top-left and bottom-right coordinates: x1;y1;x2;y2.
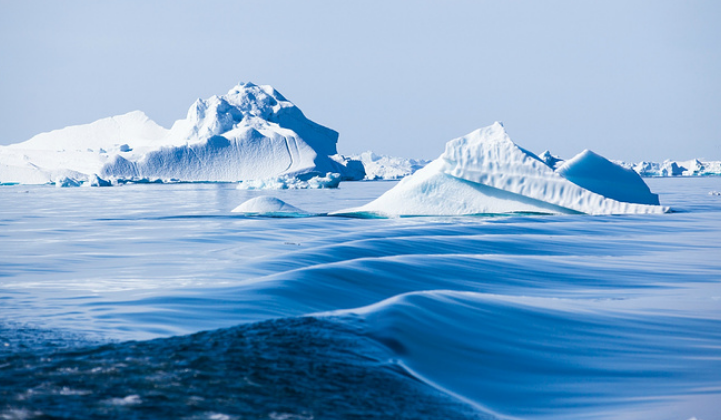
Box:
538;150;564;169
0;83;363;186
236;173;341;190
231;196;314;217
538;151;720;178
348;152;429;180
616;159;721;177
337;123;667;216
556;150;659;205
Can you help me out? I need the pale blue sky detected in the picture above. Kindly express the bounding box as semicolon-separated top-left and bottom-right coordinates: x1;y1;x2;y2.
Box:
1;0;719;161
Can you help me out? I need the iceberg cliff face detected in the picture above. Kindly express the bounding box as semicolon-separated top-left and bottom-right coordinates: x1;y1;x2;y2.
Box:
0;83;363;185
340;123;667;216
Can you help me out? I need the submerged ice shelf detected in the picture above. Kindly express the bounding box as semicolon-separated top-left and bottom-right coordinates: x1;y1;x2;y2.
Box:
0;83;364;186
237;123;667;217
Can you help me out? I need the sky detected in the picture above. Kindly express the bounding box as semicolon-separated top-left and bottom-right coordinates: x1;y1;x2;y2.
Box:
0;0;719;162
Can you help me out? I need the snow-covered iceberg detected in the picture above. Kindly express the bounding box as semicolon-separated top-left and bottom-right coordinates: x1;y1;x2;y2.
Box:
348;151;429;180
616;159;721;177
538;151;720;178
0;83;363;186
231;196;316;217
336;123;667;216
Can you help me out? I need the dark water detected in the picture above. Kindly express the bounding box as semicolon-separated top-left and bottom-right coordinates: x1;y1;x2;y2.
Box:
1;179;720;419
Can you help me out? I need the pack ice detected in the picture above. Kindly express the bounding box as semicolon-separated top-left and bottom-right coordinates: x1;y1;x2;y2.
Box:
0;83;364;186
337;123;667;216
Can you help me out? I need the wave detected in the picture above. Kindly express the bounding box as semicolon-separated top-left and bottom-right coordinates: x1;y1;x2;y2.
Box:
331;290;721;419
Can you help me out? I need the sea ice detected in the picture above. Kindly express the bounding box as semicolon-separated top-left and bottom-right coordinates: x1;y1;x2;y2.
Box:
0;83;363;186
337;123;667;216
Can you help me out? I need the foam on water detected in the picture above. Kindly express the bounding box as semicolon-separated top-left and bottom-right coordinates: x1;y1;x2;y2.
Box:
1;178;720;419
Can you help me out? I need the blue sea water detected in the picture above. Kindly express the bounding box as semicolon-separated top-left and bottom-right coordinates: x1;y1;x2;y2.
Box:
1;178;720;420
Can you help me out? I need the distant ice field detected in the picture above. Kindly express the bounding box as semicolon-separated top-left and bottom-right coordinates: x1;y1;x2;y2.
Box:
1;178;720;419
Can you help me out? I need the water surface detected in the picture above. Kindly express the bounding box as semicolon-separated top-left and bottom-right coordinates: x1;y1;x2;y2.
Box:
1;178;720;419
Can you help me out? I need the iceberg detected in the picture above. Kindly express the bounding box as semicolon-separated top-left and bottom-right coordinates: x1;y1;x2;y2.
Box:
556;150;659;205
236;172;341;190
348;151;429;180
0;83;364;186
231;196;315;217
337;123;667;216
615;159;721;177
538;150;564;169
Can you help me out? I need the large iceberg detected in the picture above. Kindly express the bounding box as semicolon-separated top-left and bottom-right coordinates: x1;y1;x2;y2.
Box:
0;83;363;186
336;123;667;216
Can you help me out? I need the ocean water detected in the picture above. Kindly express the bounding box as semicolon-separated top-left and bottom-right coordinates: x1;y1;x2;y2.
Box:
1;178;720;420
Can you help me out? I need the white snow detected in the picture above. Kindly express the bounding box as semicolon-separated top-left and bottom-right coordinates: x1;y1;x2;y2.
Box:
338;123;667;216
0;83;363;186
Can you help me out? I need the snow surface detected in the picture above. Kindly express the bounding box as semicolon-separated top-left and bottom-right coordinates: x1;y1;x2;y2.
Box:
0;83;363;186
338;123;667;216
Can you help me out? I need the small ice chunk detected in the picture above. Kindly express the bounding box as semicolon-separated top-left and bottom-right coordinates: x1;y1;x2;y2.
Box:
232;196;310;216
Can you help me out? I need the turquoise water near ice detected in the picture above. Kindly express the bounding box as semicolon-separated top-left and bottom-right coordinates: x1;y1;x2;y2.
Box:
1;178;720;419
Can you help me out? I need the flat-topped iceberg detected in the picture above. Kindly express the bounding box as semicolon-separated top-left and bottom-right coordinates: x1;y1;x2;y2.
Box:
336;123;667;216
0;83;363;186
